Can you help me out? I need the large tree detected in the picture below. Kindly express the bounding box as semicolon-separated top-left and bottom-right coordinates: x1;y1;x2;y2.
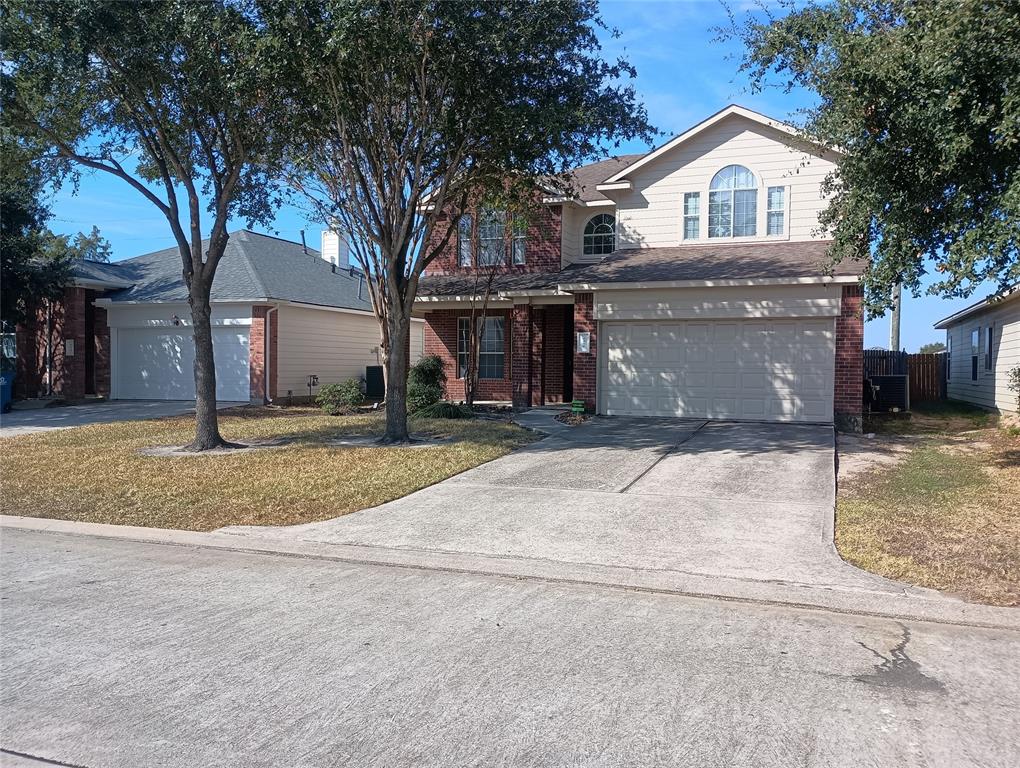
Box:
270;0;653;442
727;0;1020;315
3;0;284;449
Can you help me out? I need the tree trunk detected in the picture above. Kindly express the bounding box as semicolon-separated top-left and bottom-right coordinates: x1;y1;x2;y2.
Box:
186;278;225;451
381;309;411;443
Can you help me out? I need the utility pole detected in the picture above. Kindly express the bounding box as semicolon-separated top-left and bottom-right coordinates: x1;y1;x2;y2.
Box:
889;282;902;352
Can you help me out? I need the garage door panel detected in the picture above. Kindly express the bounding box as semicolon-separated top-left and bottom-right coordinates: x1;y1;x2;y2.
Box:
600;318;834;423
117;327;250;401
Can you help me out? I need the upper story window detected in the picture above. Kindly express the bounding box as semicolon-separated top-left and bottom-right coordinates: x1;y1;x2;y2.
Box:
511;216;527;265
583;214;615;256
683;192;700;240
767;186;786;236
478;208;506;266
458;213;473;267
709;165;757;238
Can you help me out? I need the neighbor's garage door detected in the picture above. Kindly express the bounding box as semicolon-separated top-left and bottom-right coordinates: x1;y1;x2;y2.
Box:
116;327;251;401
600;319;834;422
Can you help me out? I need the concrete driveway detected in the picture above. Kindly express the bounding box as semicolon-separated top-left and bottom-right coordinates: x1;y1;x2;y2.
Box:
0;400;246;437
223;416;901;594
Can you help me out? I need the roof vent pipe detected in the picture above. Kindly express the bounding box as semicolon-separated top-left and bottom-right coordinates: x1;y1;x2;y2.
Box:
300;230;308;255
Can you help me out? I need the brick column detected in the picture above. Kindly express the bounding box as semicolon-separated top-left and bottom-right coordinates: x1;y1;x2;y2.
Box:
834;284;864;432
511;303;532;409
529;307;545;405
60;287;88;399
572;293;597;412
249;305;277;404
94;304;111;398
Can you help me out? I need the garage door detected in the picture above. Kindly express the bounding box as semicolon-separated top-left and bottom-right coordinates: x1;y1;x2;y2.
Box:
600;319;834;422
116;327;251;401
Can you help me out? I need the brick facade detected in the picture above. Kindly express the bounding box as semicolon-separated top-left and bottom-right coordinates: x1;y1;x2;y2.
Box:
571;293;597;411
426;200;563;276
834;284;864;432
249;305;279;404
14;287;109;400
424;308;514;402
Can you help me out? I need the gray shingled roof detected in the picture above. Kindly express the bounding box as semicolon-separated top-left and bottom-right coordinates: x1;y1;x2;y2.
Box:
417;268;585;297
565;154;645;203
560;241;866;285
95;230;371;311
71;259;135;288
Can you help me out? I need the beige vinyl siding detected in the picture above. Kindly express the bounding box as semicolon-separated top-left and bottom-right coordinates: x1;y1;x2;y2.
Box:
594;284;844;322
614;114;837;250
945;299;1020;413
277;305;425;394
560;204;585;266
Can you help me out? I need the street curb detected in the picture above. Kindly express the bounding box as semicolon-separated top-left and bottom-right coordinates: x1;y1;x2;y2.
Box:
4;515;1018;632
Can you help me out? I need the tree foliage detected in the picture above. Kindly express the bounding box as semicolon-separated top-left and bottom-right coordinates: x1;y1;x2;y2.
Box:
269;0;654;440
727;0;1020;315
918;342;946;354
3;0;286;448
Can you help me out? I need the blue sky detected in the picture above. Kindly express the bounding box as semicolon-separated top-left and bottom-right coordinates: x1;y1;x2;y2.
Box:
48;0;983;351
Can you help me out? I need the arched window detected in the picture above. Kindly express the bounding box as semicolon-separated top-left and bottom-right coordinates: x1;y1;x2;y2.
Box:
583;214;616;256
708;165;757;238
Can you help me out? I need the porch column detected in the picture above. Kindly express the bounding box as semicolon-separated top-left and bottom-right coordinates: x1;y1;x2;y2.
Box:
511;303;532;409
530;307;545;406
572;292;597;412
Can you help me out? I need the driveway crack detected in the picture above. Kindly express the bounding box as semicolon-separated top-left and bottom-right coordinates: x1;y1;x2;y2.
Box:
617;420;708;493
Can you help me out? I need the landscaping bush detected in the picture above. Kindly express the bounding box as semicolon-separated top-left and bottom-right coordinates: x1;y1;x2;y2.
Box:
416;401;474;419
316;378;364;415
407;354;446;412
1008;365;1020;411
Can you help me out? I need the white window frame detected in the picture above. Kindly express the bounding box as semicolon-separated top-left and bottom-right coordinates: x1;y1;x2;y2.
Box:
985;325;994;371
766;185;787;236
457;316;505;380
583;213;616;256
511;216;527;265
682;192;700;240
708;164;758;239
478;208;506;267
457;213;473;267
970;328;979;382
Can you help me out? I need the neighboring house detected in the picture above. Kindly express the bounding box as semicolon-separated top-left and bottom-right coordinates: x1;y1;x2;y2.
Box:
15;230;424;403
935;291;1020;414
416;105;866;430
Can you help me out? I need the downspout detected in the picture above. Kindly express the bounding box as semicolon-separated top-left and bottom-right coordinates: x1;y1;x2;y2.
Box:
264;305;278;404
45;300;53;397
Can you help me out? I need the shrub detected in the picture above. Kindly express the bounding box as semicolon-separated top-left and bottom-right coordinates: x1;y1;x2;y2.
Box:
1007;365;1020;411
407;354;446;412
317;378;364;415
416;401;474;419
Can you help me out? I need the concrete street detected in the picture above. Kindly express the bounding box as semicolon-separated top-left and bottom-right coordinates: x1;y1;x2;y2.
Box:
2;527;1019;768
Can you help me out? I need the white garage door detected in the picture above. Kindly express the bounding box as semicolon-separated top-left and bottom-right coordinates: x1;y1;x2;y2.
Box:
600;319;834;422
116;327;251;401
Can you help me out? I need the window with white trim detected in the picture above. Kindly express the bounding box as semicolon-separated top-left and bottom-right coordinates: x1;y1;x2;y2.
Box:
971;328;979;381
767;186;785;236
511;216;527;265
457;213;473;267
478;208;506;266
583;213;615;256
985;325;994;371
458;316;505;380
709;165;757;238
683;192;700;240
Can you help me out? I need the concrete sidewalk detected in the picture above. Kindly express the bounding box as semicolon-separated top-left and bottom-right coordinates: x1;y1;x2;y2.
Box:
0;399;246;437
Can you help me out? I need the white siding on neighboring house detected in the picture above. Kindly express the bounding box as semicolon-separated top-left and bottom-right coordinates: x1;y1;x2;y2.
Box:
612;114;838;250
276;304;424;395
944;298;1020;413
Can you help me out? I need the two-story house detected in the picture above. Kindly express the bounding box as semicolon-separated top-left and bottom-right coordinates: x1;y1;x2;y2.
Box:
415;105;866;431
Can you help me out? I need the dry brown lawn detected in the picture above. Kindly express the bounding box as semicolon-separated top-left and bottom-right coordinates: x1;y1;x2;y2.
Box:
837;401;1020;606
0;407;534;532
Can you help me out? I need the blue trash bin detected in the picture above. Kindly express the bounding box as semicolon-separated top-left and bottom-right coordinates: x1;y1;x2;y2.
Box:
0;372;13;414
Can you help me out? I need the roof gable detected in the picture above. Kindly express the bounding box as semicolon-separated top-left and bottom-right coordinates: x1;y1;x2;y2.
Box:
600;105;833;187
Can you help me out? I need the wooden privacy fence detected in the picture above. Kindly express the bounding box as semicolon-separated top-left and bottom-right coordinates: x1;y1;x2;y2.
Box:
863;350;946;404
